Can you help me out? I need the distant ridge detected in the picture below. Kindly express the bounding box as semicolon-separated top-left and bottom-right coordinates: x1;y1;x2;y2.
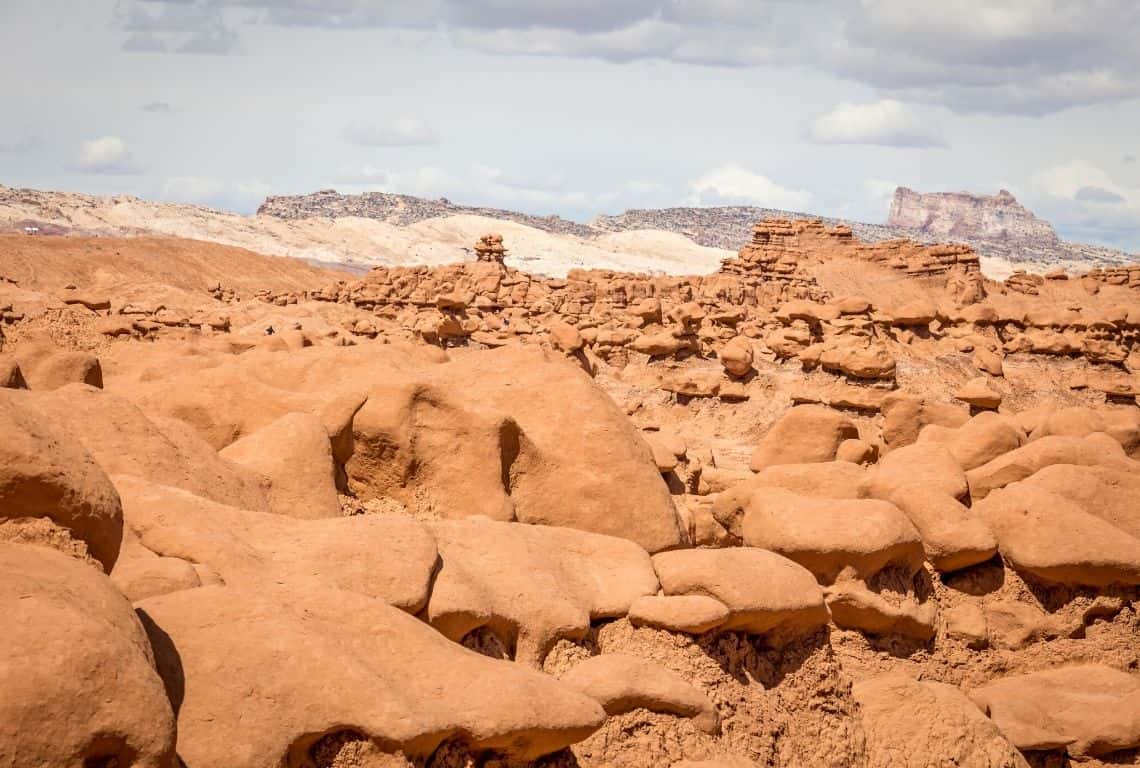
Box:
259;187;1137;271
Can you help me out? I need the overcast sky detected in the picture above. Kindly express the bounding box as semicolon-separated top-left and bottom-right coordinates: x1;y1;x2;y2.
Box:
2;0;1139;252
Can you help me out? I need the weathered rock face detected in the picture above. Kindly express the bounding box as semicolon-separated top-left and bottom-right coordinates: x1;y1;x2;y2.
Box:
888;188;1058;244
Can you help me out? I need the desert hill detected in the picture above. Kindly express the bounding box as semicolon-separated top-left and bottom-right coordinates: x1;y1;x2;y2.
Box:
6;183;1136;285
2;200;1140;767
0;184;732;278
262;186;1138;276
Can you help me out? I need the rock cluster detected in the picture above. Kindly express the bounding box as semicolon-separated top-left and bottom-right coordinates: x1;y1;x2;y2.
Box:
2;217;1140;768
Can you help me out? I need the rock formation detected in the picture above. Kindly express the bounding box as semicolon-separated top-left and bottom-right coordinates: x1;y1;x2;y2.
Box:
1;208;1140;768
888;188;1059;243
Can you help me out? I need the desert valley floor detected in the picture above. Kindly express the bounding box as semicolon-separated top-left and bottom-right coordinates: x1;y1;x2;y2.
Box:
3;215;1140;768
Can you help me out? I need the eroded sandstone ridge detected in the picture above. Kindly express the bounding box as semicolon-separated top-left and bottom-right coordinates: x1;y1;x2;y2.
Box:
1;218;1139;768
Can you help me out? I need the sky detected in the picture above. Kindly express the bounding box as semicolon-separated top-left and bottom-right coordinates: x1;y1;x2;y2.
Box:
2;0;1139;252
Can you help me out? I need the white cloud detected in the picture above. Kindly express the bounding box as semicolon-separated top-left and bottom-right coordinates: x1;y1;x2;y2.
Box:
687;164;811;210
342;118;440;147
161;176;273;212
1031;160;1140;251
75;136;142;174
807;100;946;148
112;1;1140;114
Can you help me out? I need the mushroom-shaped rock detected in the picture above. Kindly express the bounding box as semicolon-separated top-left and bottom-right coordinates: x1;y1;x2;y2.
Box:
548;319;584;352
137;584;606;766
426;518;659;666
0;391;124;572
956;377;1002;409
974;481;1140;586
824;582;937;640
739;489;925;583
1;543;177;767
819;341;896;380
651;547;828;639
219;411;341;519
872;483;997;572
969;665;1140;759
560;654;719;734
750;406;860;471
718;336;754;377
628;594;731;635
855;676;1029;768
114;476;439;611
631;331;684;356
973;348;1005;377
966;433;1132;500
889;299;937;326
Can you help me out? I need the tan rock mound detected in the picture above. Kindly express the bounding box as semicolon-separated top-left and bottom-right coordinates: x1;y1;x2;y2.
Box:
137;583;606;766
1;543;176;767
348;346;684;551
627;594;731;635
955;376;1002;409
737;489;924;583
969;665;1140;759
824;582;937;640
862;442;968;501
1;391;123;571
749;406;860;470
219;411;341;519
425;518;659;666
651;547;829;638
975;481;1140;586
918;411;1025;471
22;350;104;390
21;384;268;512
560;654;719;734
854;676;1028;768
871;483;997;572
881;394;969;451
967;433;1133;499
1028;405;1140;457
113;476;438;611
1021;464;1140;538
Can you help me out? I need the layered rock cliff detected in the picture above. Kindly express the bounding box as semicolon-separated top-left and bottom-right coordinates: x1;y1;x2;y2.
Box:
888;188;1058;243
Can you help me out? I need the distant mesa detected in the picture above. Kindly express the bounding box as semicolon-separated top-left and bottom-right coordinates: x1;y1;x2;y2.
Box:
888;187;1059;244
